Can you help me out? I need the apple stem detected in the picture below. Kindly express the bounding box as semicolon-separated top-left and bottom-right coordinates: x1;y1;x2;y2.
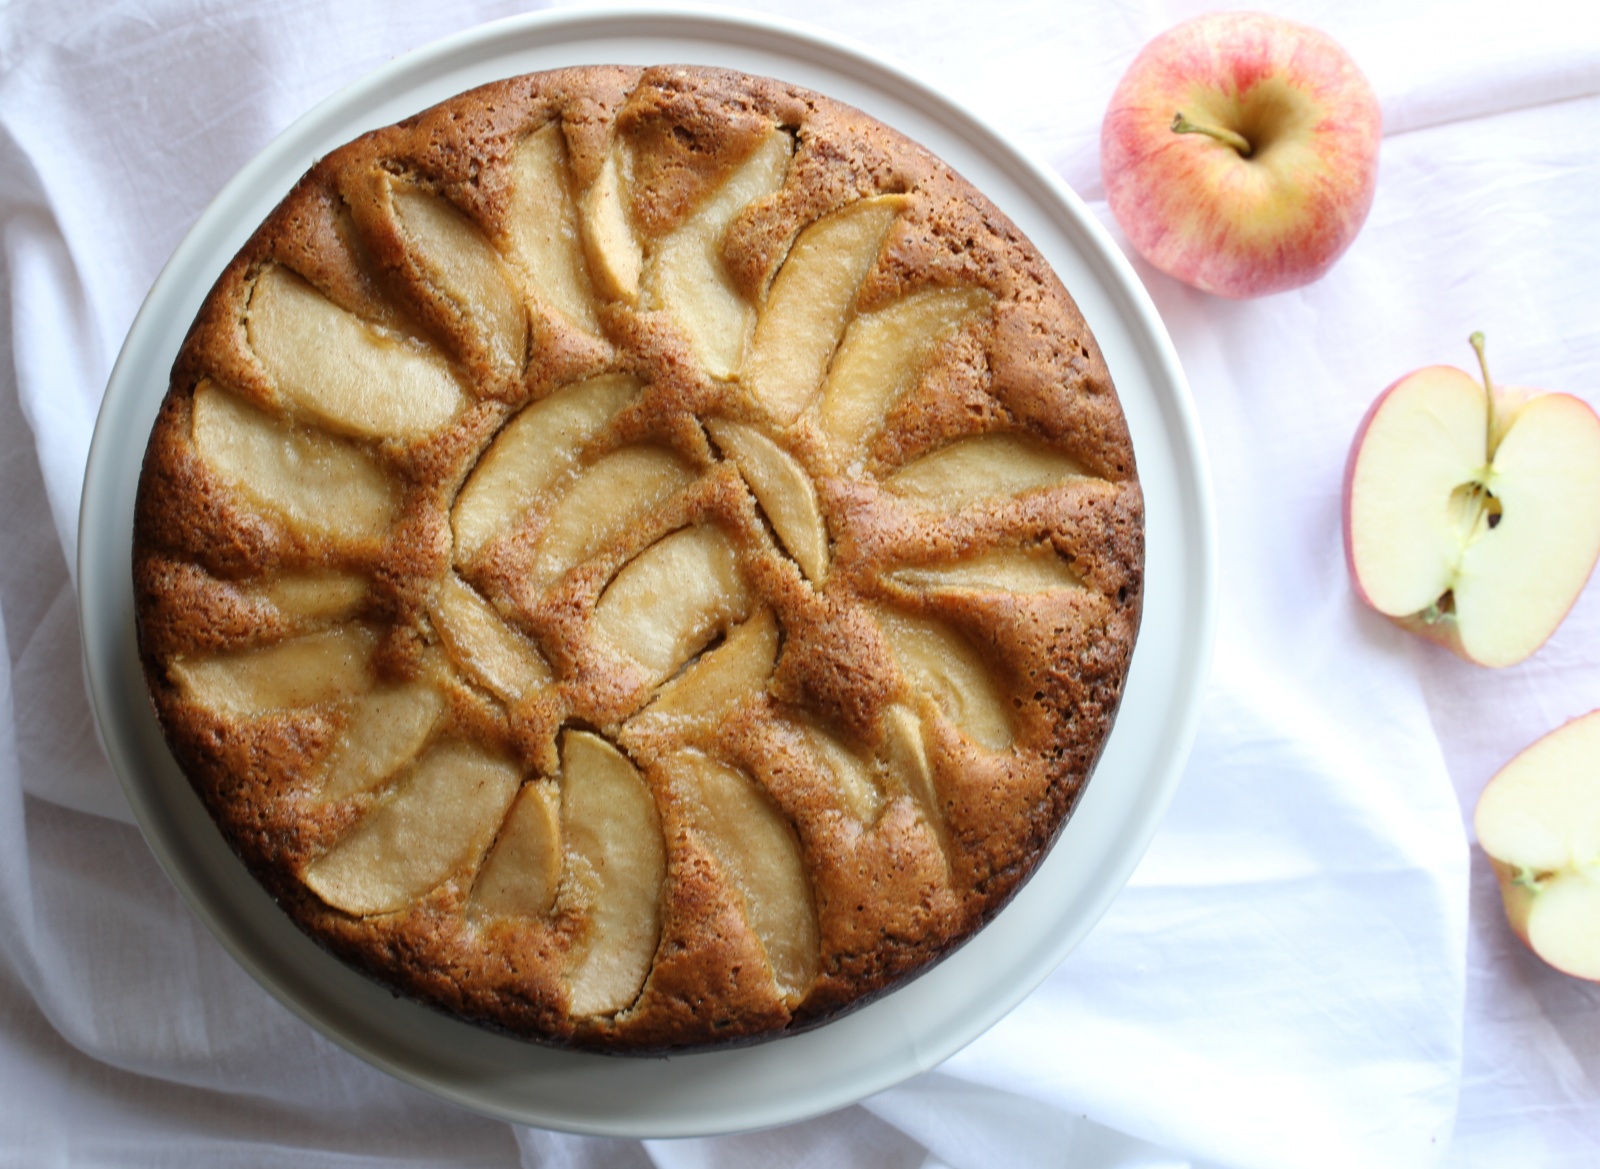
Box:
1470;331;1500;459
1170;113;1253;157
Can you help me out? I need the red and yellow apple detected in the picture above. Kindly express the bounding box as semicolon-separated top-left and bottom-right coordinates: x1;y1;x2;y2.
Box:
1101;11;1381;299
1343;334;1600;667
1476;711;1600;980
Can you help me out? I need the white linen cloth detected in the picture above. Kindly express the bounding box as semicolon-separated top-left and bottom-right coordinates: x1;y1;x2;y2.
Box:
3;0;1598;1163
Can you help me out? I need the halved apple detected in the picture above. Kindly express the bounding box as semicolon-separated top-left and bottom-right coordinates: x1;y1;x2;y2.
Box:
1344;335;1600;667
1476;710;1600;979
706;418;828;583
641;129;792;378
592;525;751;688
741;195;903;423
246;265;465;440
559;731;666;1017
451;374;639;562
669;750;819;1001
191;380;399;543
304;739;522;916
503;123;600;333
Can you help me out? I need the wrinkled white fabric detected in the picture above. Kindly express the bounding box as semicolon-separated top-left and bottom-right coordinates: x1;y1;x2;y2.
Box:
2;0;1597;1164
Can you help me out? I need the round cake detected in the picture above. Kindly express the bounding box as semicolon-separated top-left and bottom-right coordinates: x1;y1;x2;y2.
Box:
132;65;1143;1052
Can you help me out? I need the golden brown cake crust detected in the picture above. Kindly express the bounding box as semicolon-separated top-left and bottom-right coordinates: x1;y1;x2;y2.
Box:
132;64;1143;1052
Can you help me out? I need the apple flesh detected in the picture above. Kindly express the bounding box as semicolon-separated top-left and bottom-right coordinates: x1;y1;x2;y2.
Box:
1344;334;1600;667
1476;710;1600;980
1101;11;1381;298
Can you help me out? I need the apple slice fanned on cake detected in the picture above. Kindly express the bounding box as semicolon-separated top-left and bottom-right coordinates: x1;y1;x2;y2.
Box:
812;287;991;468
502;122;602;334
246;265;466;440
254;571;369;624
428;573;552;706
888;544;1086;595
628;607;779;736
788;720;885;824
883;433;1094;511
592;525;752;690
452;373;641;564
640;128;792;379
167;624;378;718
190;380;399;543
303;740;523;916
317;683;447;802
578;143;643;304
741;195;904;424
872;607;1013;754
706;418;829;584
525;446;697;589
558;731;667;1018
666;750;819;1004
470;779;564;918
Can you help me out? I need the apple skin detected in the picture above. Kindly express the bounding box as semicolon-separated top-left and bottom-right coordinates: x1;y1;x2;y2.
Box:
1342;347;1600;668
1101;11;1381;299
1475;710;1600;981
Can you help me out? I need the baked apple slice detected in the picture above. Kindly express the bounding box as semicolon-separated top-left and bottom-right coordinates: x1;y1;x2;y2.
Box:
255;571;369;623
814;288;990;462
191;380;398;543
318;683;446;801
641;129;792;378
559;731;666;1017
528;446;696;588
246;265;465;440
428;573;552;704
741;195;903;423
387;181;529;379
592;525;751;689
706;418;828;583
873;607;1012;752
668;750;819;1001
303;739;522;916
471;779;563;918
883;433;1090;510
168;624;377;718
632;608;779;734
452;374;640;563
889;544;1085;594
503;122;601;333
579;145;642;304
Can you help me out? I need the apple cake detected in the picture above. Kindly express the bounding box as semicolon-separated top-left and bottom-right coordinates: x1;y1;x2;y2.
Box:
132;64;1143;1051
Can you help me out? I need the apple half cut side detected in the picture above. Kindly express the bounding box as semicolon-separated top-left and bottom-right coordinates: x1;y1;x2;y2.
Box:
1476;710;1600;980
1342;336;1600;667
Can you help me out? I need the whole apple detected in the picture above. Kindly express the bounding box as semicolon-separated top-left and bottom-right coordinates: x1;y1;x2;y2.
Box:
1101;11;1381;299
1343;334;1600;667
